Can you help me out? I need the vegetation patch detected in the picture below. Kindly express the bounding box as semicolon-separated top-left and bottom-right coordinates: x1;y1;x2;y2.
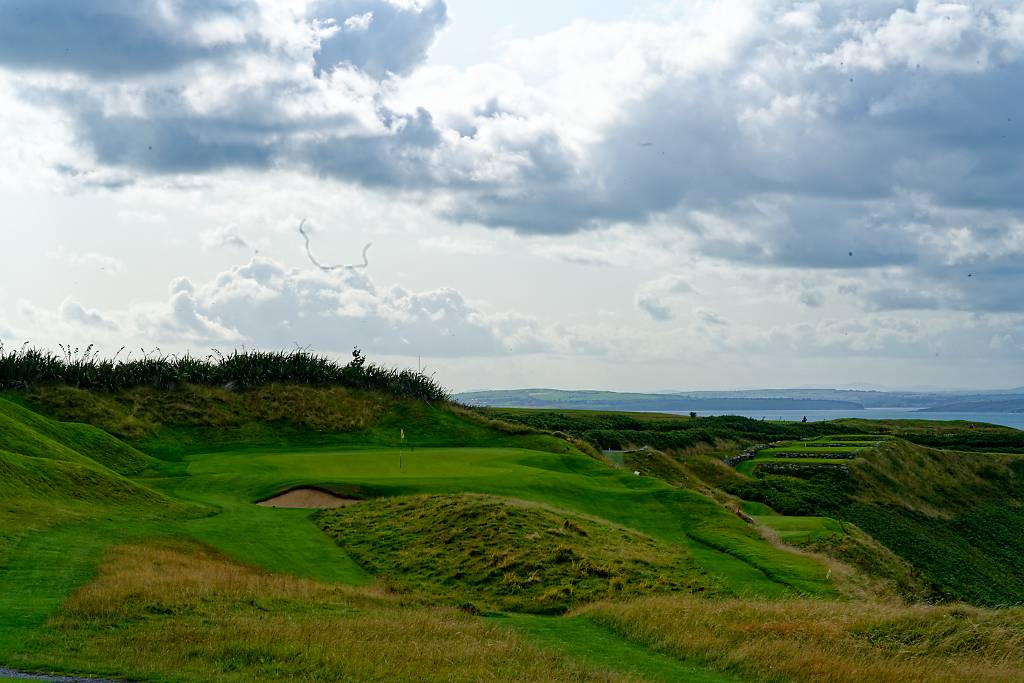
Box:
0;345;448;402
583;595;1024;683
479;408;859;453
318;494;718;614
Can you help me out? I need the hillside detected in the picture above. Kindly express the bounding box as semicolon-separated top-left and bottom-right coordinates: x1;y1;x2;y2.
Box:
0;396;191;561
719;439;1024;605
1;380;1023;681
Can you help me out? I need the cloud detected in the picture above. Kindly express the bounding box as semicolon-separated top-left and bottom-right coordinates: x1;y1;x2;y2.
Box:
697;308;728;326
312;1;448;79
4;0;1024;319
799;289;825;308
120;257;551;357
58;298;118;330
47;247;124;274
636;274;697;322
200;224;252;250
0;0;260;77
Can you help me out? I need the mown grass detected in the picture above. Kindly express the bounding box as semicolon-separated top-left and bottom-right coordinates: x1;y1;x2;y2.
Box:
17;542;629;683
583;596;1024;683
318;494;718;614
753;515;844;543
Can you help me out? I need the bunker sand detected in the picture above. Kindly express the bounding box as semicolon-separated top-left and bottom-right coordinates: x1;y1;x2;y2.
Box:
257;488;359;509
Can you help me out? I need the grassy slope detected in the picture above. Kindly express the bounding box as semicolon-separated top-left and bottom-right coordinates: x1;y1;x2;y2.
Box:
0;399;198;660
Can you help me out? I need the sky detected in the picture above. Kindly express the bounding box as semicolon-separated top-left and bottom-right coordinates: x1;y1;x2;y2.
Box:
1;0;1023;393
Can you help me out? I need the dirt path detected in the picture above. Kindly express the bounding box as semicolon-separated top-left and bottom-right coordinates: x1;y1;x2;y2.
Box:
0;667;125;682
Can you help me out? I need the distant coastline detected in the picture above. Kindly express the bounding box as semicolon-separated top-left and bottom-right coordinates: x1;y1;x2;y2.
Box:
457;387;1024;421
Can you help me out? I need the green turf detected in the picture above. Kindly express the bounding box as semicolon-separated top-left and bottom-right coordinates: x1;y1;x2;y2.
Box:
495;614;741;682
753;515;844;543
735;456;858;477
739;501;776;516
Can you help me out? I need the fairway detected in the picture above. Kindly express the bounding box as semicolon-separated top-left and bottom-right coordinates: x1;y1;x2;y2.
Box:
160;445;835;597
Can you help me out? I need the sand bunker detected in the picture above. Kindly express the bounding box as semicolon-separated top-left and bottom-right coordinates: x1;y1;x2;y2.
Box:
257;487;360;509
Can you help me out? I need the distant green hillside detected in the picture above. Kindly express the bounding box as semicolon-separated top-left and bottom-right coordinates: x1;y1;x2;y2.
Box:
480;407;855;452
458;388;862;411
726;439;1024;605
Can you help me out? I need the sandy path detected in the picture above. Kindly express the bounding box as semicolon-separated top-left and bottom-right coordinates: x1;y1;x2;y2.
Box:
256;487;359;509
0;667;125;682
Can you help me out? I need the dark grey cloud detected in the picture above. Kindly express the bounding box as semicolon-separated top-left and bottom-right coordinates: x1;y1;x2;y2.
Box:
303;107;441;187
311;0;448;79
0;0;256;77
635;275;697;322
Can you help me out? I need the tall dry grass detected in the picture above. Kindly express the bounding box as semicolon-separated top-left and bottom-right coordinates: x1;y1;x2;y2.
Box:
581;595;1024;683
38;541;629;683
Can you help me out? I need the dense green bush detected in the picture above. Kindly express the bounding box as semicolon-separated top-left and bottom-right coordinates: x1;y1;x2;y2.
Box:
0;344;448;402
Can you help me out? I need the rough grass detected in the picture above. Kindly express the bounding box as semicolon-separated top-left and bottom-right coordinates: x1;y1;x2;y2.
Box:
583;595;1024;683
17;384;578;460
318;494;719;614
19;383;386;447
23;542;626;683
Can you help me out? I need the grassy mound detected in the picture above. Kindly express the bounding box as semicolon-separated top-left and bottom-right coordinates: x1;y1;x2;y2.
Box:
0;396;156;475
0;396;193;570
318;494;718;614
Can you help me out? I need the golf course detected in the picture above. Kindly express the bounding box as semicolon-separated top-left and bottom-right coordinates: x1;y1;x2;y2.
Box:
1;350;1024;681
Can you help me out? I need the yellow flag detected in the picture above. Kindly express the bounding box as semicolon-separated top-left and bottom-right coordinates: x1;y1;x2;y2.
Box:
400;429;405;441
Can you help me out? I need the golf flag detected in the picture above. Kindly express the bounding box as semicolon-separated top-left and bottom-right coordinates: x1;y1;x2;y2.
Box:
400;428;405;441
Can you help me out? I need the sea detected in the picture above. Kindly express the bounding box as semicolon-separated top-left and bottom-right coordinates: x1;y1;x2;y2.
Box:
669;408;1024;431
